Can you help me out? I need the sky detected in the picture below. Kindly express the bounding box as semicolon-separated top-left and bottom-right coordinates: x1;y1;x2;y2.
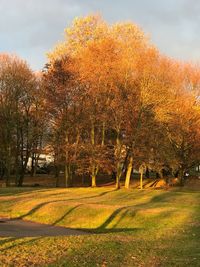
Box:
0;0;199;70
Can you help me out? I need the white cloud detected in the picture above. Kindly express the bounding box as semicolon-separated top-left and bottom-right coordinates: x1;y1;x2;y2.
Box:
0;0;199;70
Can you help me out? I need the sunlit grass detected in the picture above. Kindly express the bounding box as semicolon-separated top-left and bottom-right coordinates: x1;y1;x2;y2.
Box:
0;187;200;266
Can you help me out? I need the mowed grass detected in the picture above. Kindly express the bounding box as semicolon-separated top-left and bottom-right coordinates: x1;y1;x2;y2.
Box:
0;186;199;266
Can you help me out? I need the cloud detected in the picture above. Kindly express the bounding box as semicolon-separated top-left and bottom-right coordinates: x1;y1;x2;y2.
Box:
0;0;199;70
0;0;81;68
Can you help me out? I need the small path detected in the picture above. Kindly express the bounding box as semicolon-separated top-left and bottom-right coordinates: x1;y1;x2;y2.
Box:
0;218;89;237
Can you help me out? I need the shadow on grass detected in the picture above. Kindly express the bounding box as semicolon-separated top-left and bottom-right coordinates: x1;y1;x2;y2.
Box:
78;228;141;234
0;186;116;198
0;188;199;260
16;199;73;220
0;237;19;246
15;189;172;222
3;190;193;237
52;204;83;226
36;188;117;201
13;189;116;220
0;188;50;197
68;191;179;234
98;206;128;230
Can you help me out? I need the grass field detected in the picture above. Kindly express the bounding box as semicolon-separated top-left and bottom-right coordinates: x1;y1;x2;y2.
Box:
0;186;199;266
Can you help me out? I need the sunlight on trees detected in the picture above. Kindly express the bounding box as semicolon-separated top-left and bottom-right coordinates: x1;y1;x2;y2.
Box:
0;15;200;188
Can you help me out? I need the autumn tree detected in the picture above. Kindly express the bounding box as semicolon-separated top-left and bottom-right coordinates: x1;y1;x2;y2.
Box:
47;16;114;187
45;14;200;189
43;56;84;187
155;63;200;185
0;54;45;186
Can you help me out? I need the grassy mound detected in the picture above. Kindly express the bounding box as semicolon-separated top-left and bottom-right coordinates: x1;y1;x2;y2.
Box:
0;187;199;266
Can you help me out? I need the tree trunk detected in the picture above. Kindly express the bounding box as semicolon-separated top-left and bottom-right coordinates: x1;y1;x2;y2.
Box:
140;171;143;189
90;122;99;187
18;166;25;187
5;167;11;187
15;157;20;186
6;145;11;187
15;126;20;185
55;165;60;187
91;164;98;187
116;162;123;189
18;153;29;187
91;174;96;187
125;156;133;189
18;172;24;187
115;129;123;190
64;164;69;187
31;153;36;177
145;168;150;178
116;173;121;189
55;176;59;187
65;163;72;187
101;122;105;146
64;131;72;188
159;169;163;179
178;168;185;186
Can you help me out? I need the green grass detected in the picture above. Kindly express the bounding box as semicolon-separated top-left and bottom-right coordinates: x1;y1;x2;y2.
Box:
0;186;200;266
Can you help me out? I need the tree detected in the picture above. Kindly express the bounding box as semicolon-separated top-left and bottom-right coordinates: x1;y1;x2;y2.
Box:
45;14;200;189
0;53;45;186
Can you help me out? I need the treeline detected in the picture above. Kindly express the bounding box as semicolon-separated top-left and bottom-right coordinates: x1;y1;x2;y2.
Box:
0;55;45;186
0;15;200;188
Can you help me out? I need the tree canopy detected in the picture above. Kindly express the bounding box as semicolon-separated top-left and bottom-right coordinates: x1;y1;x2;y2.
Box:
1;15;200;188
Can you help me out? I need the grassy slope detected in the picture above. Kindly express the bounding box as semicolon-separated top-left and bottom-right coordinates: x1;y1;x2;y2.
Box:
0;187;199;267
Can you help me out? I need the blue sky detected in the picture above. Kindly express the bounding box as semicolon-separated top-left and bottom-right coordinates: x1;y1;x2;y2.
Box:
0;0;199;70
